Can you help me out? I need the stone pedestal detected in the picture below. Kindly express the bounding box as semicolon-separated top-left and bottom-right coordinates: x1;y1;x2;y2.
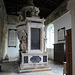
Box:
19;53;50;72
67;0;75;75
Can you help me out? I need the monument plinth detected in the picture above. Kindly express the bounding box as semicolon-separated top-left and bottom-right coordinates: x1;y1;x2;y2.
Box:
16;0;51;72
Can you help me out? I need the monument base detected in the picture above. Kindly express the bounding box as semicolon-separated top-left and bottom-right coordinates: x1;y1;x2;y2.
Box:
19;53;51;73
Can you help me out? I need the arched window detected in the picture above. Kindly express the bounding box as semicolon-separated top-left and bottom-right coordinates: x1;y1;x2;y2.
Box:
46;24;54;48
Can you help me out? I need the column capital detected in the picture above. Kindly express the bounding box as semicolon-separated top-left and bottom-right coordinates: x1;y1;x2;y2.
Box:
67;0;75;10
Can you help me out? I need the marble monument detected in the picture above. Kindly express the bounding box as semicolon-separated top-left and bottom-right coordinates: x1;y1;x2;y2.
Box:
16;0;51;72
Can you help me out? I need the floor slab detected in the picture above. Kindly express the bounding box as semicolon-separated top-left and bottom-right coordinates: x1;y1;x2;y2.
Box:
0;60;63;75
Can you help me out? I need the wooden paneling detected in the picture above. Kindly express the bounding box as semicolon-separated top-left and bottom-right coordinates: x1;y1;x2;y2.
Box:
66;29;72;75
54;43;65;63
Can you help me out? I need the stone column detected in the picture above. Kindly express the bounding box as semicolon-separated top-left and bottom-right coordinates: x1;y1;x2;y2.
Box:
67;0;75;75
0;5;3;62
0;0;7;61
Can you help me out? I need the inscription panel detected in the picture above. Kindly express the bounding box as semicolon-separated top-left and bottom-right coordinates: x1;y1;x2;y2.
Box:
31;28;40;49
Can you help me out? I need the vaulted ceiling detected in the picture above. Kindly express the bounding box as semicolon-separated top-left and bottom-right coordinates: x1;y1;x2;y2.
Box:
4;0;65;18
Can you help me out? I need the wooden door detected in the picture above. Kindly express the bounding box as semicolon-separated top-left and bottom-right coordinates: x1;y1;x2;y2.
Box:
66;29;72;75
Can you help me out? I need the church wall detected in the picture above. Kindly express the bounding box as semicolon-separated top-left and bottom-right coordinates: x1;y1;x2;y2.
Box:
7;15;18;25
52;11;71;44
5;25;19;59
4;15;19;59
46;48;54;60
45;11;71;60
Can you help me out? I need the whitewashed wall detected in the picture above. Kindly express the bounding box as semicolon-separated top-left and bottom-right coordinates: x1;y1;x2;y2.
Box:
5;25;19;58
46;48;54;60
52;11;71;44
45;11;72;60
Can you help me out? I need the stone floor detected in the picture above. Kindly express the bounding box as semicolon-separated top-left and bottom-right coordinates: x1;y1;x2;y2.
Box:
0;60;63;75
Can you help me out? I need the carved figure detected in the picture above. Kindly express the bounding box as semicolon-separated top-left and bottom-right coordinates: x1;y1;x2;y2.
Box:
18;30;27;53
17;14;23;22
21;35;27;53
44;36;47;52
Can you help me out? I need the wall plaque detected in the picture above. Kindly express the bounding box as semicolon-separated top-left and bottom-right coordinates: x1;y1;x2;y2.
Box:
58;27;65;41
8;29;17;47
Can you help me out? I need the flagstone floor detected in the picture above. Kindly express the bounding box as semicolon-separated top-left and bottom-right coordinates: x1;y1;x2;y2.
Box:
0;60;63;75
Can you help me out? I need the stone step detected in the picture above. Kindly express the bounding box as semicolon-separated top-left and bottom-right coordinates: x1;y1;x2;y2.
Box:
20;65;49;70
19;67;51;73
